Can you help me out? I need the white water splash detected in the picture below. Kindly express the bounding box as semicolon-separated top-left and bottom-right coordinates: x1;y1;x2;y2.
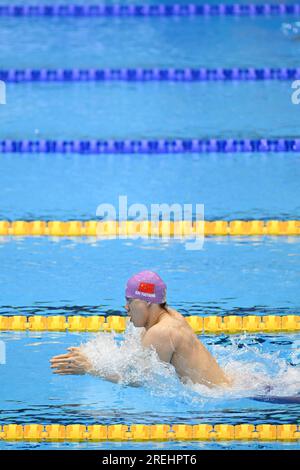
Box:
211;336;300;398
82;324;181;396
281;22;300;39
81;324;300;402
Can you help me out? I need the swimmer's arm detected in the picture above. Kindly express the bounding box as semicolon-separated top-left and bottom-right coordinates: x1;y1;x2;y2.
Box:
142;327;175;363
91;371;141;387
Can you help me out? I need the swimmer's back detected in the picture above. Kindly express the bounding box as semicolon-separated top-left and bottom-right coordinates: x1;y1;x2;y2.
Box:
154;307;230;388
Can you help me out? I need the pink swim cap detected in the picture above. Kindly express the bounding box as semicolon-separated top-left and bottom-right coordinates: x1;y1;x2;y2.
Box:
125;271;167;304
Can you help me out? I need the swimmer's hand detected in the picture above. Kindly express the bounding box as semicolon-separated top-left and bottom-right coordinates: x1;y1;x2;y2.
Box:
50;347;141;387
50;347;93;375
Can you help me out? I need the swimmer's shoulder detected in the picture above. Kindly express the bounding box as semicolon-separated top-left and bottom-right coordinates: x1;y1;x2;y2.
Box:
165;306;185;321
161;308;192;343
166;307;193;330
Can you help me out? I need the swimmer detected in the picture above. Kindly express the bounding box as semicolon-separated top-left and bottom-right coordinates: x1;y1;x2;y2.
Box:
50;271;231;389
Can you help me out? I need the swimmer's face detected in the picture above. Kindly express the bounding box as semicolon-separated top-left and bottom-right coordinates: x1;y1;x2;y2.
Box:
125;297;149;327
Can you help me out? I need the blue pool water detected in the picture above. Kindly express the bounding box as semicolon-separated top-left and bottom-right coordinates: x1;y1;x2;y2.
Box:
0;237;299;450
0;237;300;315
1;153;300;220
0;0;300;450
0;82;298;139
0;16;300;69
0;326;300;450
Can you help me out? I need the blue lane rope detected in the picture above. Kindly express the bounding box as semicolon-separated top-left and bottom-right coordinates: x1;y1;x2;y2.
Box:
1;68;299;82
0;139;300;154
0;4;299;17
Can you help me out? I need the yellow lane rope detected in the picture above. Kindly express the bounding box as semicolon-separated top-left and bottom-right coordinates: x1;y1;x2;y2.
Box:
0;315;299;333
0;424;299;441
0;220;300;236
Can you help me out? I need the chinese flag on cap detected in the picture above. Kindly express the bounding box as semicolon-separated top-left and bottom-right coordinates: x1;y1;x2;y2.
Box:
138;282;155;294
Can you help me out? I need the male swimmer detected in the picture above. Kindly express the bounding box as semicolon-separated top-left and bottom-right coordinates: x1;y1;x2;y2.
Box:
50;271;231;389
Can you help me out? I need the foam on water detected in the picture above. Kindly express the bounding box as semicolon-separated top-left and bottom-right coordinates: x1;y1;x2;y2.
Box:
281;22;300;40
82;324;182;397
81;324;300;403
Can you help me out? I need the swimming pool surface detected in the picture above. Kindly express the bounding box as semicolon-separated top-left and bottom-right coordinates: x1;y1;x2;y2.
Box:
0;329;299;450
0;0;300;450
0;237;299;449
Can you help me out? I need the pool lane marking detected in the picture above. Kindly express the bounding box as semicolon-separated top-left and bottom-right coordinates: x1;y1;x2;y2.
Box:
1;68;299;82
0;315;299;333
0;423;299;441
1;138;300;153
0;220;300;236
0;4;299;17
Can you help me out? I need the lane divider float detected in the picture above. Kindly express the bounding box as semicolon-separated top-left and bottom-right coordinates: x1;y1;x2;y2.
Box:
0;220;300;237
1;68;299;82
0;315;299;333
0;4;299;17
0;423;299;441
1;138;300;153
